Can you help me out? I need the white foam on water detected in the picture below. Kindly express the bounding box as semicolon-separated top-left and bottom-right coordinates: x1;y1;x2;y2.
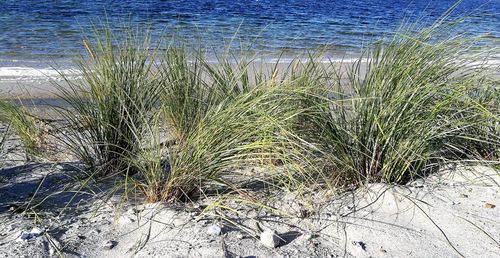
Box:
0;66;79;78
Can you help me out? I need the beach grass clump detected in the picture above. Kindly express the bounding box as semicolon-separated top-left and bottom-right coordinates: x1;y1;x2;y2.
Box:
53;30;302;201
131;46;309;202
159;44;258;145
55;26;162;176
293;19;500;186
133;89;280;202
0;99;43;160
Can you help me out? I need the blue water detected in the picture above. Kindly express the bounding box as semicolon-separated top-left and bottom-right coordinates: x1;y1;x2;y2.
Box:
0;0;498;61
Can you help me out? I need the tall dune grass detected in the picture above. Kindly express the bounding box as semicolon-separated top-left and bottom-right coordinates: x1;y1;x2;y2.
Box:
292;18;499;186
55;26;162;175
159;44;259;145
132;43;311;201
134;86;304;202
0;100;42;160
54;11;499;204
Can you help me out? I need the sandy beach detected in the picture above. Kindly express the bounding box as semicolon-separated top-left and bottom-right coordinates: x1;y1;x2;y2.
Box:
1;1;499;257
1;156;498;257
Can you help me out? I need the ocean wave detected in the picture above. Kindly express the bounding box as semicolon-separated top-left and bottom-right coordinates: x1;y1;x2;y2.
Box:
0;67;79;78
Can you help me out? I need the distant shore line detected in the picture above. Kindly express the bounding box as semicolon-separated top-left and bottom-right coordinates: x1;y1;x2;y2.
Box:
1;52;498;100
0;54;363;99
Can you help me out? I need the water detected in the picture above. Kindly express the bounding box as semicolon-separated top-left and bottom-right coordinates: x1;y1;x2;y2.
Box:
0;0;498;63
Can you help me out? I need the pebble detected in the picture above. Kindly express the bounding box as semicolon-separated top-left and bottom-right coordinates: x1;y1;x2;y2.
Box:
16;231;32;242
15;227;45;242
207;225;221;236
172;217;186;227
126;208;140;216
49;247;55;256
118;215;135;225
109;196;122;204
485;203;496;209
352;241;367;251
235;233;244;240
6;224;15;232
260;229;280;248
102;240;116;250
30;227;44;236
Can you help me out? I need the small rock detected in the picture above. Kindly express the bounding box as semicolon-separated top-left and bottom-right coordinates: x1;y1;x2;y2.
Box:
6;224;15;232
118;215;135;225
102;240;116;250
260;229;280;248
126;208;140;216
207;225;221;236
172;217;187;227
49;247;55;256
459;194;469;198
16;231;32;242
55;165;64;170
90;228;101;234
485;203;496;209
109;195;121;204
235;233;244;240
30;227;44;236
352;241;367;251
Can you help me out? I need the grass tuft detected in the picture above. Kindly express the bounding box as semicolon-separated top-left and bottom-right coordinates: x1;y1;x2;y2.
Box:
54;25;162;176
292;17;500;186
0;99;43;160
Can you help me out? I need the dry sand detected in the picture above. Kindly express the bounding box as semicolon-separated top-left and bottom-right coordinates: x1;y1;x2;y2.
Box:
0;149;498;258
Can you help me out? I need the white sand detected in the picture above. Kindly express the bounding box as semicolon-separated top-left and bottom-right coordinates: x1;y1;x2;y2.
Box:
0;162;498;257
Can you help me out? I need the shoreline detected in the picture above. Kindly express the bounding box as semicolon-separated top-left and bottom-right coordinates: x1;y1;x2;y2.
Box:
0;54;364;100
2;53;498;100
